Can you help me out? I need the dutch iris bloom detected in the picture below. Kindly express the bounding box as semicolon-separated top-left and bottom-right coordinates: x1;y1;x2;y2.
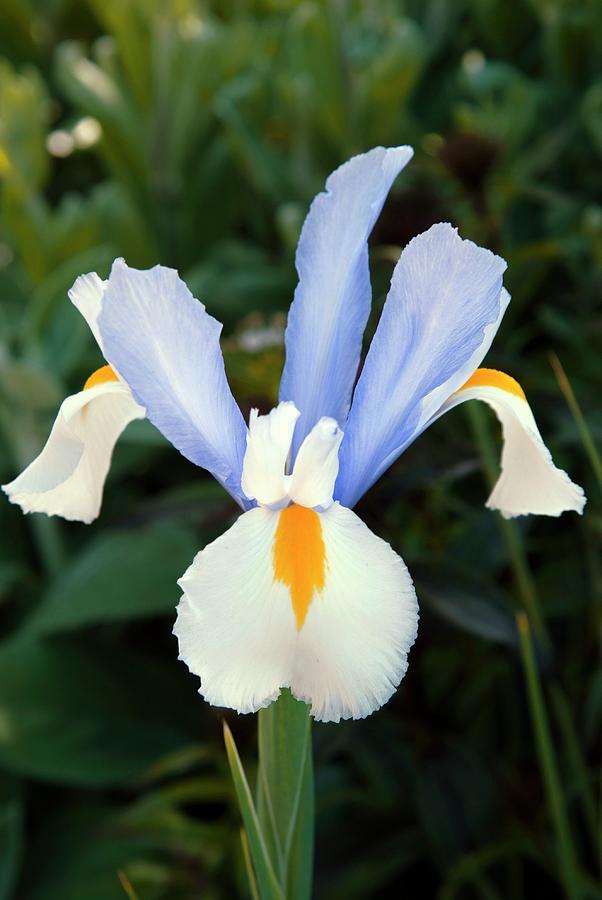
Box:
3;146;585;723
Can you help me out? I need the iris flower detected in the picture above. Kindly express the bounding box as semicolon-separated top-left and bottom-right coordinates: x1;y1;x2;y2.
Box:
3;146;585;723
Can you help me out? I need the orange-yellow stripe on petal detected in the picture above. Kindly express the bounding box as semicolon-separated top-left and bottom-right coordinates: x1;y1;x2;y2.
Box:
273;504;326;630
459;367;526;401
84;365;119;391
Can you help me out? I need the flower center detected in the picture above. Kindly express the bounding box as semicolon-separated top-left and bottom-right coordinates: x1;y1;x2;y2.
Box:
273;503;326;629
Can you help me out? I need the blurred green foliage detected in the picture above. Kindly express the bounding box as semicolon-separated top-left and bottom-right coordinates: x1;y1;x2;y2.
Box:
0;0;600;897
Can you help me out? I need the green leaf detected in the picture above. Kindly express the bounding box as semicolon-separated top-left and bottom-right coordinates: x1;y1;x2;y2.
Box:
20;803;163;900
27;244;116;352
114;776;231;866
0;774;23;900
223;721;284;900
26;524;197;635
0;60;49;195
416;573;518;646
55;41;146;184
516;614;583;900
0;637;195;786
240;828;261;900
257;690;314;900
184;240;294;326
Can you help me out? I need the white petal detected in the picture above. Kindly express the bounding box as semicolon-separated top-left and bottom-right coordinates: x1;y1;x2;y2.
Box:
174;502;418;723
291;503;418;722
435;369;586;518
68;272;107;351
174;507;297;714
2;381;144;523
288;417;343;509
241;402;300;508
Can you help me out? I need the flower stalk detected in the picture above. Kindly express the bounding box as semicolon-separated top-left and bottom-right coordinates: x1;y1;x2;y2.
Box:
225;691;314;899
516;612;582;900
257;691;314;900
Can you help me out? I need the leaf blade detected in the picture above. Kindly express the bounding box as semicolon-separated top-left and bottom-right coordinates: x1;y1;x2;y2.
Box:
223;721;284;900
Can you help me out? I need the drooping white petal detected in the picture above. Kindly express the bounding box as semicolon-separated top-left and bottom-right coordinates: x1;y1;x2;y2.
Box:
288;417;343;509
290;503;418;722
174;507;296;714
2;380;144;523
68;272;107;350
173;501;418;722
241;402;300;508
433;369;586;518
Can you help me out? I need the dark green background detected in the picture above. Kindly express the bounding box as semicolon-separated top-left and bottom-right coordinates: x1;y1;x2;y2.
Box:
0;1;600;897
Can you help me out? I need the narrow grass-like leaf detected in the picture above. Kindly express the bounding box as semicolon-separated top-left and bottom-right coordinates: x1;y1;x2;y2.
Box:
550;684;600;869
240;828;261;900
223;721;284;900
117;870;140;900
440;840;538;900
549;352;602;492
516;613;582;900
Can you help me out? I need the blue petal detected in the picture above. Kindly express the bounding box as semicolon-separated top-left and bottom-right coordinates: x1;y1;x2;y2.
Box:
336;223;509;507
98;260;249;507
279;145;413;455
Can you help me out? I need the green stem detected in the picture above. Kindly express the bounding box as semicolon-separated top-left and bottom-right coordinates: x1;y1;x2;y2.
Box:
549;352;602;492
257;690;314;900
550;684;600;870
466;403;549;643
28;515;64;579
499;517;547;642
516;613;582;899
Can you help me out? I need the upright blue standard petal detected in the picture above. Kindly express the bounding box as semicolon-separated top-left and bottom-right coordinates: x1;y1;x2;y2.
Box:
336;223;508;507
98;260;249;507
279;145;413;455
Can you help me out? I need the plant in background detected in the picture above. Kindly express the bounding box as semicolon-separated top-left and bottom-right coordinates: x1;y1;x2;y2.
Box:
2;145;585;897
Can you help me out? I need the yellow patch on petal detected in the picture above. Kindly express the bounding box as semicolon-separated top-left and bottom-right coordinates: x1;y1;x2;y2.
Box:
84;365;119;391
459;367;526;401
273;504;326;630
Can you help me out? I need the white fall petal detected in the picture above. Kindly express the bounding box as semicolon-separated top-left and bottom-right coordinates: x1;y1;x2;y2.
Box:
291;503;418;721
435;369;585;518
2;381;144;523
174;501;418;723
